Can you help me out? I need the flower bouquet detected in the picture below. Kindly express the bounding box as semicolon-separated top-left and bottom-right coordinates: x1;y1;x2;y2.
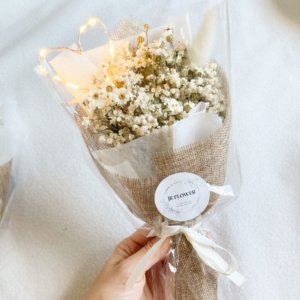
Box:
38;0;245;298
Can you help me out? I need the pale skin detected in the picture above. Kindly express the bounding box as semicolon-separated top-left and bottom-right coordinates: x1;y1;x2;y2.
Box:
85;227;171;300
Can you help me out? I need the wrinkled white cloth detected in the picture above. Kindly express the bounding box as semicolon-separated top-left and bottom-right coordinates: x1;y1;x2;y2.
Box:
0;0;300;299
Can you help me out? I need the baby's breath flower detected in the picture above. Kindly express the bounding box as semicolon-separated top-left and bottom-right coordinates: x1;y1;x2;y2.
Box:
82;117;90;128
82;26;226;147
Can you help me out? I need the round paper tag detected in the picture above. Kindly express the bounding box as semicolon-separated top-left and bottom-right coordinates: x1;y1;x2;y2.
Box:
154;172;210;222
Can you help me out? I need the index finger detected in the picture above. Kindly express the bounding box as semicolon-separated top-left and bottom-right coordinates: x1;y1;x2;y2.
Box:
114;225;152;260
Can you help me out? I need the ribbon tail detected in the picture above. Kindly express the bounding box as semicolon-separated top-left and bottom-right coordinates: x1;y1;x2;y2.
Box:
208;184;234;197
186;232;245;287
126;237;166;288
227;271;246;287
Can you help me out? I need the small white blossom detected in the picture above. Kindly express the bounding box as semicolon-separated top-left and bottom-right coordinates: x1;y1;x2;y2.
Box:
82;117;90;128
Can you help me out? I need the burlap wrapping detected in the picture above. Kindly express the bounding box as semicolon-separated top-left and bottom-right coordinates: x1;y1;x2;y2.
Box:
74;66;230;299
0;161;11;220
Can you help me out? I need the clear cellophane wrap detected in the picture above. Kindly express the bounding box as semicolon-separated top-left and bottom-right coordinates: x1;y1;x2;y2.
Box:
38;1;237;297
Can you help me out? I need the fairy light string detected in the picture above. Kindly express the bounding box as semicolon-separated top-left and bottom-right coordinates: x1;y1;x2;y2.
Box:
39;17;111;91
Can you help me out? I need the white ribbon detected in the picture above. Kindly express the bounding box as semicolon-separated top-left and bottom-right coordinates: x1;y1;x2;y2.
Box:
126;183;245;288
127;224;245;288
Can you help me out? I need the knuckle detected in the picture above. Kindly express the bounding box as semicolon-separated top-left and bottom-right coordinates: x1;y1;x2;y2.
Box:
144;238;156;251
114;241;123;252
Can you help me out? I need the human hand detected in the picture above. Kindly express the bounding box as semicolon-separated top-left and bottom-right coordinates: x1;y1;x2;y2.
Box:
85;226;171;300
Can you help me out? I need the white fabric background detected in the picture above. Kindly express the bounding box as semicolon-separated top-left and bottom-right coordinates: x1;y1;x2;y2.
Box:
0;0;300;299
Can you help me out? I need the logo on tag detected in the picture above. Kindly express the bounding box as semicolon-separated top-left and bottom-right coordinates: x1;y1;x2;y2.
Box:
155;172;210;222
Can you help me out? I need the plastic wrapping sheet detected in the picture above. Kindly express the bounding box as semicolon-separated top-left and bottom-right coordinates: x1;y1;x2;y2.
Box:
37;0;245;298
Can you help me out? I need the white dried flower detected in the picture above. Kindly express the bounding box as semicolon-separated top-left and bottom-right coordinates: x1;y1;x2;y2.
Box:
81;26;226;146
82;117;90;128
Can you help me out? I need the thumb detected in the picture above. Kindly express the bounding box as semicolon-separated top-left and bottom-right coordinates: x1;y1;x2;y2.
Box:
124;237;170;275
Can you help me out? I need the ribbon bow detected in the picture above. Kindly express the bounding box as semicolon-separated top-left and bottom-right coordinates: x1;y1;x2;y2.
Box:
127;223;245;288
